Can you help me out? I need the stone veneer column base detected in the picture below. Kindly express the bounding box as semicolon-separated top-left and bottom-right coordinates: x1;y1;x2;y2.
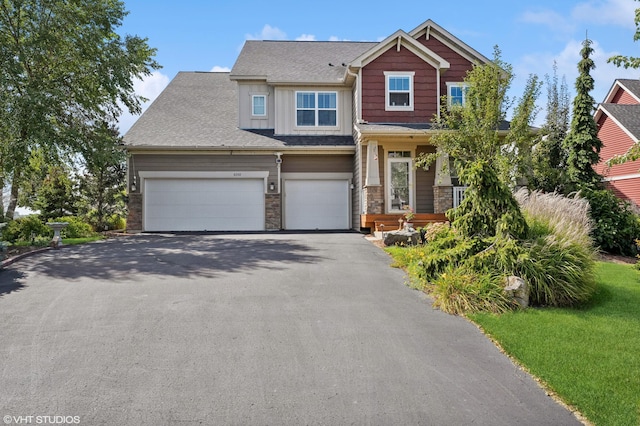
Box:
433;185;453;214
363;185;384;214
126;192;143;232
265;193;281;230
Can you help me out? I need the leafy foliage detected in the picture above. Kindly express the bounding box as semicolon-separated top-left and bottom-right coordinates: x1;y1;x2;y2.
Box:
51;216;96;239
608;0;640;69
581;189;640;256
563;38;603;192
33;166;79;221
1;215;51;243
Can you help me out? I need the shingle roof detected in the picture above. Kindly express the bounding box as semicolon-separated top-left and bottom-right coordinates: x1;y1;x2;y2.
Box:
123;72;354;149
230;41;376;84
601;103;640;140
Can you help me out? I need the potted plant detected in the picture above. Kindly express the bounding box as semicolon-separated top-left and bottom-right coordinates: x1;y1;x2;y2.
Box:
402;205;415;230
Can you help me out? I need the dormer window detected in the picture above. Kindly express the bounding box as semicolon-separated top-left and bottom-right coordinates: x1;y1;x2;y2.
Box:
252;95;266;116
296;91;337;127
447;83;469;107
385;72;414;111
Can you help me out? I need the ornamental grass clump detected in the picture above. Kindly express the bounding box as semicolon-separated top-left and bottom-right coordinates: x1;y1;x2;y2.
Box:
515;189;597;306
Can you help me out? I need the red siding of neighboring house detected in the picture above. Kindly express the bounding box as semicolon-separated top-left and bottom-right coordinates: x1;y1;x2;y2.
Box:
611;87;639;105
417;36;474;98
361;46;438;123
595;113;640;206
606;178;640;207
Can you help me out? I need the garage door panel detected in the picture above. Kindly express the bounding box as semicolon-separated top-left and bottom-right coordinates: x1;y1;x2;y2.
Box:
144;179;264;231
285;180;349;230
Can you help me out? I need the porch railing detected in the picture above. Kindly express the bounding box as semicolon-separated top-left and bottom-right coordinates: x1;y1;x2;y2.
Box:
453;186;468;208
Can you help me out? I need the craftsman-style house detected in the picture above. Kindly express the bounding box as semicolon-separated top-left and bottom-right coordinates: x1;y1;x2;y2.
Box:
124;19;490;232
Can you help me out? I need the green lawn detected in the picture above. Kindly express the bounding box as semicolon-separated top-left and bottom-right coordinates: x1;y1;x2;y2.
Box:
470;262;640;426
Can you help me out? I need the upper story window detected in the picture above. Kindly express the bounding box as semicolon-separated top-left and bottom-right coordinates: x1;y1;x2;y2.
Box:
252;95;266;117
447;83;469;107
385;71;414;111
296;91;337;127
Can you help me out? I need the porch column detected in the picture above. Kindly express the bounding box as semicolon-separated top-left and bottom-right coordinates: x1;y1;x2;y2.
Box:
363;141;383;214
433;149;453;214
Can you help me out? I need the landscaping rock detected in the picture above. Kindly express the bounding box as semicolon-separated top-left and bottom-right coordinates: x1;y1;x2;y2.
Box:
383;229;420;246
504;276;529;308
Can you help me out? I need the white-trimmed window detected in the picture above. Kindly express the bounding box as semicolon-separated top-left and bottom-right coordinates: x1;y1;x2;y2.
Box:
447;82;469;107
385;72;414;111
252;95;266;117
296;91;337;127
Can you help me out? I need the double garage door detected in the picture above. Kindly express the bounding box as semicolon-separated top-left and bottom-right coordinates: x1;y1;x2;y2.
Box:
143;177;350;231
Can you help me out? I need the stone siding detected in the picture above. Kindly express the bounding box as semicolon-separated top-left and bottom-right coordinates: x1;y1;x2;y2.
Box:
265;194;281;230
126;192;143;232
433;185;453;214
363;186;384;214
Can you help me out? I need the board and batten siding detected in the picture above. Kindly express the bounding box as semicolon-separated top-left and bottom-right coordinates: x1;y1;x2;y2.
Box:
415;145;436;214
274;87;353;135
361;46;438;124
237;82;275;129
417;36;474;101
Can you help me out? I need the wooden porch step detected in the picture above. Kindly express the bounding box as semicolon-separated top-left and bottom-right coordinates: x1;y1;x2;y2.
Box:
360;213;447;230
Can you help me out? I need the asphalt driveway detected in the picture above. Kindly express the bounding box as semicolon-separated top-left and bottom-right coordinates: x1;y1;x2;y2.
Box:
0;233;581;425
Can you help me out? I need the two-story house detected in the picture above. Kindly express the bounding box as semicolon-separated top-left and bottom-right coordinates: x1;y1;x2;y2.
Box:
124;19;490;232
594;78;640;208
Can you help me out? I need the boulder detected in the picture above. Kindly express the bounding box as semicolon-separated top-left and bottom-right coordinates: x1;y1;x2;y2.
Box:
504;276;529;308
383;229;420;246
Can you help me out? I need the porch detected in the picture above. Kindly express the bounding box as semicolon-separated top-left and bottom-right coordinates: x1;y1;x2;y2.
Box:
360;213;448;232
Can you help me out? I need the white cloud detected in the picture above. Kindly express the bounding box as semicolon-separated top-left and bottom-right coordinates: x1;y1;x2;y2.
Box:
117;71;170;135
571;0;637;29
246;24;287;40
296;34;316;41
210;65;231;72
520;9;573;32
521;0;637;33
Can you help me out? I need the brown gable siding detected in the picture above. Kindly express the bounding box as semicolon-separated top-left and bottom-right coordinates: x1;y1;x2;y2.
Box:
612;87;640;105
595;114;640;177
361;46;438;123
417;36;473;98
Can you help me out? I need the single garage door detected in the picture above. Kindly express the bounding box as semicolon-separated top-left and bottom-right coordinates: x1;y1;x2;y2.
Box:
144;178;265;231
284;179;349;230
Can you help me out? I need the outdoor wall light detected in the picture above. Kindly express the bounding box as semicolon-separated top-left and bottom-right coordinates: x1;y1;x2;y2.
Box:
131;176;137;192
269;182;275;191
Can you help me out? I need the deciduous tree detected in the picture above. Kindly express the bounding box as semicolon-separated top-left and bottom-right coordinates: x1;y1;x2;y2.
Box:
0;0;159;219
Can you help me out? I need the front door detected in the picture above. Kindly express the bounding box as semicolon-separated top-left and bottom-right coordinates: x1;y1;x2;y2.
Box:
387;151;413;213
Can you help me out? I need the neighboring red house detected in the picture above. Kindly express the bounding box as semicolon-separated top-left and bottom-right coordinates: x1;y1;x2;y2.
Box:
594;79;640;207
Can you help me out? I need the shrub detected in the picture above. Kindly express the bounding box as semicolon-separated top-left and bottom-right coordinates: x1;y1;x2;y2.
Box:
1;215;52;243
51;216;96;239
581;189;640;256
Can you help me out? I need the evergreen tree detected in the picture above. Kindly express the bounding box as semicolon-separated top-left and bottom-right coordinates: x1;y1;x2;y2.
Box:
563;37;603;192
530;63;570;193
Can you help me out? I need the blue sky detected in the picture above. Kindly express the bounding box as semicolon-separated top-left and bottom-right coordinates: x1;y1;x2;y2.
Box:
116;0;640;132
